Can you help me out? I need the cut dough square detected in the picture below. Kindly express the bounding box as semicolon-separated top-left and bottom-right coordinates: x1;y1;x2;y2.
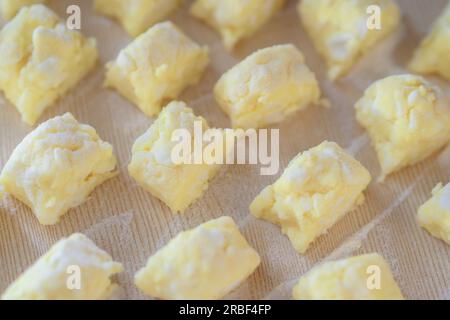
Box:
190;0;285;50
128;101;224;213
0;4;98;125
94;0;182;37
214;44;321;129
292;253;404;300
0;113;117;225
135;216;261;299
0;0;47;20
409;3;450;82
355;74;450;180
298;0;400;80
250;141;371;253
417;183;450;245
1;233;123;300
105;21;209;117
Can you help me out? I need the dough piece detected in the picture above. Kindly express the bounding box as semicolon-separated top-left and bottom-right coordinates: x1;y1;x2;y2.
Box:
0;113;117;225
0;0;47;20
135;216;261;299
250;141;371;253
355;74;450;180
105;21;209;117
292;253;404;300
417;183;450;245
94;0;182;37
0;4;98;125
214;44;320;129
409;3;450;82
298;0;400;80
128;101;225;213
2;233;123;300
191;0;285;50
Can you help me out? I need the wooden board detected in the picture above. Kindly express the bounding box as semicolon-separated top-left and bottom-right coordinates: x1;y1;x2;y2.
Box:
0;0;449;300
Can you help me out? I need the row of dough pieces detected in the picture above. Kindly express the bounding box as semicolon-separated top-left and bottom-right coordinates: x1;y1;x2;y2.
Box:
1;179;448;300
1;1;450;126
0;1;448;299
0;109;448;299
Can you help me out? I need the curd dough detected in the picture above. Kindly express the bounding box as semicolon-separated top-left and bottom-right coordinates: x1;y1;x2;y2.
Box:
2;233;123;300
409;3;450;82
298;0;400;80
94;0;182;37
355;74;450;180
250;141;371;253
417;183;450;245
105;21;209;117
0;0;47;20
135;216;261;300
191;0;285;50
292;253;404;300
0;4;98;125
0;113;117;225
128;101;224;213
214;44;321;129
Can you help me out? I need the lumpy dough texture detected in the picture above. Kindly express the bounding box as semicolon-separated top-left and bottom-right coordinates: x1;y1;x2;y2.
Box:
2;233;123;300
298;0;400;80
105;21;209;117
250;141;371;253
191;0;285;50
134;216;261;299
355;74;450;180
94;0;182;37
128;101;226;213
0;0;47;20
292;253;404;300
409;3;450;82
0;113;117;225
0;4;98;125
417;183;450;245
214;44;320;129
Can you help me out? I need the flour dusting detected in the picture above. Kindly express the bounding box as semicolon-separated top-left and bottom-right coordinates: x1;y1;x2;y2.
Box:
346;134;370;156
324;181;418;263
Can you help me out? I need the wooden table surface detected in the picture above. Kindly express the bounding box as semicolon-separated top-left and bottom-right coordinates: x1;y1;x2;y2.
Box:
0;0;449;300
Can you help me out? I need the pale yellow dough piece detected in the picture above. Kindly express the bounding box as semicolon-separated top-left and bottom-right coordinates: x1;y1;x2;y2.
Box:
417;183;450;245
355;74;450;180
191;0;285;50
105;21;209;117
0;4;98;125
0;113;117;225
2;233;123;300
214;44;321;129
135;216;261;300
250;141;371;253
409;3;450;82
128;101;225;213
292;253;404;300
94;0;182;37
298;0;400;80
0;0;47;20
